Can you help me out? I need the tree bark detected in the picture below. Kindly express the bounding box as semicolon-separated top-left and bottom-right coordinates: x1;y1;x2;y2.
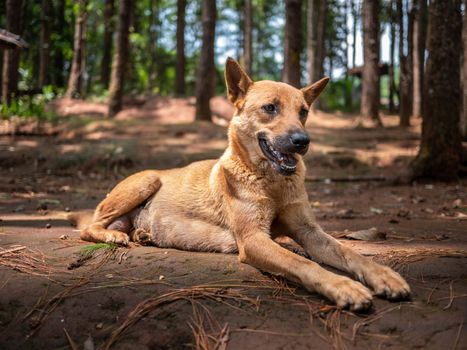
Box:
101;0;115;88
175;0;186;95
316;0;327;80
2;0;23;104
39;0;52;89
282;0;303;88
411;0;427;118
108;0;133;117
53;0;66;88
462;0;467;138
360;0;382;126
411;0;462;180
389;0;396;113
148;0;159;90
243;0;253;76
397;0;412;126
351;0;357;69
195;0;216;121
306;0;317;85
65;0;88;99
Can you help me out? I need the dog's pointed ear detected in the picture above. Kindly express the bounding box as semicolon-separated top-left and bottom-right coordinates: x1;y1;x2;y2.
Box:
301;77;330;106
225;57;253;104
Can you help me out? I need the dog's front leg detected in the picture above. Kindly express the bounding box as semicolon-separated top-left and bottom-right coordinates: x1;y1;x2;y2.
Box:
235;229;373;311
280;204;411;300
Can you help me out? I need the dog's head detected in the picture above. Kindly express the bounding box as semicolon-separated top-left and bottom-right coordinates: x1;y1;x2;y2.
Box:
225;57;329;176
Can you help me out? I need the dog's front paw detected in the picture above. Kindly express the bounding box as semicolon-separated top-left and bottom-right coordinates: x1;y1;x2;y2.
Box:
321;276;373;311
363;264;411;300
104;230;130;246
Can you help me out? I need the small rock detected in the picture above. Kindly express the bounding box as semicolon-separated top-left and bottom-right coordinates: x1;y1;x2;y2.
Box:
45;223;51;229
336;209;355;219
105;274;114;279
95;322;103;330
452;199;462;209
65;207;71;212
159;275;165;280
435;234;449;241
370;207;384;215
59;234;69;240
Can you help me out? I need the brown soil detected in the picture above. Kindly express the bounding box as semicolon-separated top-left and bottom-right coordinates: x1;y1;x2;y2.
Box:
0;97;466;350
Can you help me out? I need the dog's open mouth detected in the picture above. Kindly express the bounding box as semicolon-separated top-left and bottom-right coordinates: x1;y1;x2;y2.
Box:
258;137;297;175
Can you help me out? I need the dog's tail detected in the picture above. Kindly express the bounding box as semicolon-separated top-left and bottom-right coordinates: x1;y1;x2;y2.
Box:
67;210;94;229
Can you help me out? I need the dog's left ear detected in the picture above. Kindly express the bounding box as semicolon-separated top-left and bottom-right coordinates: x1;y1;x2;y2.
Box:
225;57;253;104
301;77;330;106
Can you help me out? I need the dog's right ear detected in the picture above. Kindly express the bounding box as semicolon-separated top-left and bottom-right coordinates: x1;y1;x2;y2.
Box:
225;57;253;104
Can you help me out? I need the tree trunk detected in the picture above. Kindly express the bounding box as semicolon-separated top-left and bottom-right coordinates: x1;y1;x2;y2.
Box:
351;0;357;69
101;0;115;88
411;0;427;118
175;0;186;95
65;0;88;99
2;0;23;104
411;0;462;180
53;0;66;87
306;0;317;85
397;0;412;126
148;0;159;90
462;0;467;138
315;0;327;80
243;0;253;76
360;0;382;126
282;0;303;88
108;0;133;117
195;0;216;121
388;0;396;113
39;0;52;89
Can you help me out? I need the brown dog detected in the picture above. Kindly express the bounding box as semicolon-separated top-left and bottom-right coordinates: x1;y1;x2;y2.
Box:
71;58;410;310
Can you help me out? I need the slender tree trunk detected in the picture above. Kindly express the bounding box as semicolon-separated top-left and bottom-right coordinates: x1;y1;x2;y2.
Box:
2;0;23;104
148;0;159;90
175;0;186;95
53;0;66;88
39;0;52;89
108;0;133;117
282;0;303;87
351;0;357;69
243;0;253;76
411;0;426;118
316;0;327;80
397;0;412;126
101;0;115;88
411;0;462;180
462;0;467;138
65;0;88;99
306;0;317;85
195;0;216;121
360;0;382;126
389;0;396;113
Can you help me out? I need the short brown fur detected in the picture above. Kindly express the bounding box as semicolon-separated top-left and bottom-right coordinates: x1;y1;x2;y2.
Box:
71;58;410;310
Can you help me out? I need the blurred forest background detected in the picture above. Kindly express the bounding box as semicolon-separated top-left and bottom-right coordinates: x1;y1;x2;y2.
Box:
0;0;466;179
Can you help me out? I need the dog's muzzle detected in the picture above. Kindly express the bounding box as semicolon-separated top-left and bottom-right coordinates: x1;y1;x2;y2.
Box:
258;131;310;175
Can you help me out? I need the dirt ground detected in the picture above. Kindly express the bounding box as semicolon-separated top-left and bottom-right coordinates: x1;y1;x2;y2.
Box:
0;96;466;350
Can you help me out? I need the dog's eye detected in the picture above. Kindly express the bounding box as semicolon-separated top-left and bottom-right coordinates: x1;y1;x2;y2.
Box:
299;108;309;119
262;104;277;114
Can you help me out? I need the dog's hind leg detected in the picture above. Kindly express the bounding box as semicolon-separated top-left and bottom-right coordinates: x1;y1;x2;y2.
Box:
80;170;161;245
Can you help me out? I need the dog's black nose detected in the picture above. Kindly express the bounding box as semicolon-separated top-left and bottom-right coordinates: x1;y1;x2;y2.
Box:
289;132;310;150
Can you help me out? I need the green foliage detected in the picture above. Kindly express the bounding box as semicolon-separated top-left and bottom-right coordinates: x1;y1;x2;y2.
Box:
321;77;360;112
0;87;57;122
80;242;118;254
